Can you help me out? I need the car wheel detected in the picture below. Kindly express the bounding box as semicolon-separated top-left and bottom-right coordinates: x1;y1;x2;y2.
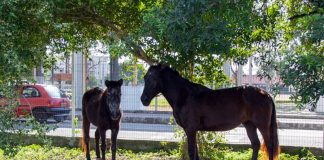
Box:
32;108;48;123
53;116;65;123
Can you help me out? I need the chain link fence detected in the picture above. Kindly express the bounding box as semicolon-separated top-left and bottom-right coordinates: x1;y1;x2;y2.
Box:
12;56;324;152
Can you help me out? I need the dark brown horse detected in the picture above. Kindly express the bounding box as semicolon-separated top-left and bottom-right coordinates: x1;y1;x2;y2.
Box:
141;64;279;160
82;79;123;160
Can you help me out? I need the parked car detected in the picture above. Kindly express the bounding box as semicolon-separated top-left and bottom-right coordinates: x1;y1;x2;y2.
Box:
0;84;71;123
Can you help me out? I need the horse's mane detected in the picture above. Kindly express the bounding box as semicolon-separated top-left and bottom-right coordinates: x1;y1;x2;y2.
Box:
161;66;211;93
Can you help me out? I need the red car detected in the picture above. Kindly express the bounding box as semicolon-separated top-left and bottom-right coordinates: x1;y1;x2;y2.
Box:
0;84;71;123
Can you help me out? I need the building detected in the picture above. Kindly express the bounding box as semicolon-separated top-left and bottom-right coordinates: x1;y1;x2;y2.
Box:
87;53;110;88
241;75;293;94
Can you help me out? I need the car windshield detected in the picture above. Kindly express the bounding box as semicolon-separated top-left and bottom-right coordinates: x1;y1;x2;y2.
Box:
44;85;61;98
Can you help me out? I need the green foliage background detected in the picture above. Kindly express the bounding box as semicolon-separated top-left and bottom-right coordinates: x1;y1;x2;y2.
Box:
0;0;323;158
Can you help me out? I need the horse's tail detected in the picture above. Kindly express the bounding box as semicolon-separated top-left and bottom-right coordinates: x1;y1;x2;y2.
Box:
81;96;90;155
261;99;280;160
81;124;86;155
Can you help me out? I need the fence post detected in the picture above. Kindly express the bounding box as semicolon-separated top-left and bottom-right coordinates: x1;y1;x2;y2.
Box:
71;53;76;138
155;96;158;111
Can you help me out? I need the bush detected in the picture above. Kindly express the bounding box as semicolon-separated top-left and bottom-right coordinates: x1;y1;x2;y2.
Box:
297;148;318;160
174;125;230;160
279;153;299;160
0;84;53;156
0;149;4;160
224;149;254;160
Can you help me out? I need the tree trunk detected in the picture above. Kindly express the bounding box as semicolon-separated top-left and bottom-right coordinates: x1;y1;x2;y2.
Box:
36;64;44;84
110;55;119;81
132;57;138;86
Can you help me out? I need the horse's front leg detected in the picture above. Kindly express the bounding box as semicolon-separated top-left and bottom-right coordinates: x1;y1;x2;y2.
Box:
111;127;119;160
95;129;101;159
99;129;107;160
185;129;199;160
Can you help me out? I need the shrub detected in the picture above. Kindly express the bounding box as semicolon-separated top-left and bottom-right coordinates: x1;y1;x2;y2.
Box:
0;84;53;156
297;148;318;160
9;145;83;160
174;125;230;160
0;149;4;160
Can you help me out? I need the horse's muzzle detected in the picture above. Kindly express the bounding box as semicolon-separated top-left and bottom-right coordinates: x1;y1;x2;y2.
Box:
111;116;120;121
141;95;150;106
111;112;121;121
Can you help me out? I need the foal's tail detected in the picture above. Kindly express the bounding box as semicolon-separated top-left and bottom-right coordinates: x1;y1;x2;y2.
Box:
262;100;280;160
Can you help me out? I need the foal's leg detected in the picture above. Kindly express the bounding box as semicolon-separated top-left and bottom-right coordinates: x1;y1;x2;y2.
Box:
185;130;199;160
111;127;119;160
243;122;260;160
83;118;91;160
95;129;100;159
99;129;107;160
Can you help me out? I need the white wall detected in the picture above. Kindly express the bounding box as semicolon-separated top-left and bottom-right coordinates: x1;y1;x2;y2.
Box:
316;96;324;113
121;86;145;111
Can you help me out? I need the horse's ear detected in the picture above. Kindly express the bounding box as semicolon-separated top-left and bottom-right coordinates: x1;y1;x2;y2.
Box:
105;80;110;87
118;79;123;86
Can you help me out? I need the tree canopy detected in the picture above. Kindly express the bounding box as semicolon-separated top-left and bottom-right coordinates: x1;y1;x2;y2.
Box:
255;0;324;106
0;0;323;106
0;0;155;84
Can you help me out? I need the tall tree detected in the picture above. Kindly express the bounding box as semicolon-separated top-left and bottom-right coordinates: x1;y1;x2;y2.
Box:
254;0;324;107
1;0;323;106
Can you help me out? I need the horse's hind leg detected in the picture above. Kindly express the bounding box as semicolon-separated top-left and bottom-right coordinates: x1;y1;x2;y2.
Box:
243;121;260;160
95;128;100;159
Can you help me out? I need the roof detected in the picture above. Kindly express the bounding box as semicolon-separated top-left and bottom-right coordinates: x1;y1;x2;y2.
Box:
240;75;284;85
52;73;72;81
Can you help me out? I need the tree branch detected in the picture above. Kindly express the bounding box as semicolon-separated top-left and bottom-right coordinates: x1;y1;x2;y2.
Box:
53;5;155;65
288;10;323;20
123;39;156;65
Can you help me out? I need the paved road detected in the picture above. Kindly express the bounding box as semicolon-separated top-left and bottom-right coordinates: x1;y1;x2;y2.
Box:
46;120;323;149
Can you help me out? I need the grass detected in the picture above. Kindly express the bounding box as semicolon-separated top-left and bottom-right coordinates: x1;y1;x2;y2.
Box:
0;144;322;160
0;144;178;160
149;96;170;107
146;96;172;111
